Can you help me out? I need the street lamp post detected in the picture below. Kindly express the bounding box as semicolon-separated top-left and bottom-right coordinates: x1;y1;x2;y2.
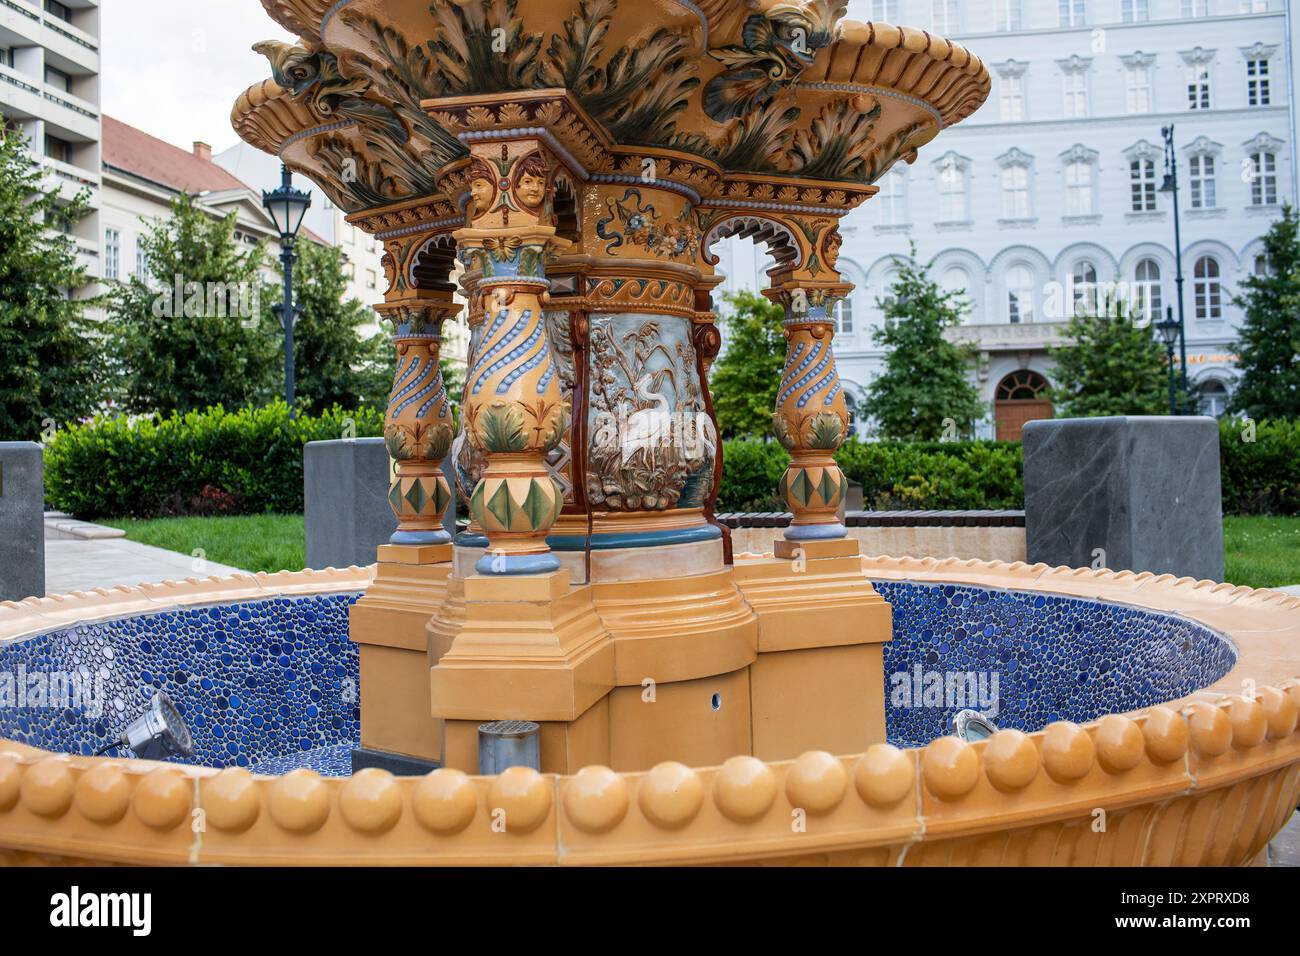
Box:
262;164;312;414
1159;125;1190;412
1157;309;1181;417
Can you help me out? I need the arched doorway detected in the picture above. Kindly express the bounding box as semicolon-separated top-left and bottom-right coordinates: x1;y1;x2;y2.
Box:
995;370;1053;442
1197;379;1230;418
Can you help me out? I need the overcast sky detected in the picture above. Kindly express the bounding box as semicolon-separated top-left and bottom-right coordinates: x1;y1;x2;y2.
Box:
102;0;296;152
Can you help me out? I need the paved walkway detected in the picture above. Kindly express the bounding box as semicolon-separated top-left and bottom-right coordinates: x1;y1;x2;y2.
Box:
44;536;246;596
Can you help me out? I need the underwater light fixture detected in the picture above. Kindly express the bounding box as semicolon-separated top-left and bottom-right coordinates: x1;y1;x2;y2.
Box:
96;692;194;760
953;709;999;743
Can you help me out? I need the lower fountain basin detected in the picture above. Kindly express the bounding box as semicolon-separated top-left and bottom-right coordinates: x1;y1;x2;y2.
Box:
0;559;1296;866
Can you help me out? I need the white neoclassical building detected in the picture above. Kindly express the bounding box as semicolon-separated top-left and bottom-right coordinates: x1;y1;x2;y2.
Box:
716;0;1296;439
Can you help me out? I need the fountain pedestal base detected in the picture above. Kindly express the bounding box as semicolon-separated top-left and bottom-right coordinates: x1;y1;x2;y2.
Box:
349;544;453;765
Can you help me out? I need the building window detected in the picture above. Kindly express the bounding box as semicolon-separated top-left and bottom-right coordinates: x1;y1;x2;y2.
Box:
879;270;901;322
1246;58;1271;106
1125;64;1152;113
834;298;854;335
1134;259;1162;320
1122;0;1149;21
937;159;967;221
1183;0;1209;14
866;0;898;18
43;135;71;163
1006;266;1035;324
44;65;71;93
1254;253;1271;275
930;0;959;33
104;229;120;281
1130;158;1157;211
877;167;907;225
1249;151;1277;205
995;0;1022;31
1001;165;1031;219
1194;256;1222;320
1189;153;1217;208
1059;0;1086;27
135;245;149;282
1071;261;1098;316
0;47;11;68
366;269;377;290
1000;73;1025;120
44;0;72;23
1198;380;1229;418
941;267;971;316
1063;70;1089;117
1065;162;1094;216
1187;65;1211;109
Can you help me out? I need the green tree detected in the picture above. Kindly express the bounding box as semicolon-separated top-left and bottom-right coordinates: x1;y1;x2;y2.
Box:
106;194;278;414
291;240;393;414
710;290;786;438
0;119;106;438
862;253;985;440
1229;207;1300;420
1048;304;1170;418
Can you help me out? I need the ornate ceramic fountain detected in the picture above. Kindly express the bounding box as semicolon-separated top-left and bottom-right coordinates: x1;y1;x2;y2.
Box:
0;0;1297;866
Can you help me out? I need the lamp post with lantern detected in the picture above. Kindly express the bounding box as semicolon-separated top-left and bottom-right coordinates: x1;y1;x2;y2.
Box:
262;164;312;414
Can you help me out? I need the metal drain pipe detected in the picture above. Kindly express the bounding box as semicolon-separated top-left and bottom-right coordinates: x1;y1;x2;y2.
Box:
478;720;542;773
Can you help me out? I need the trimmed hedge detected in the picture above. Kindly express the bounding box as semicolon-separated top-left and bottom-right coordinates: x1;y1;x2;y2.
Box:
45;403;383;519
1220;418;1300;515
718;438;1024;513
44;408;1300;520
720;421;1300;516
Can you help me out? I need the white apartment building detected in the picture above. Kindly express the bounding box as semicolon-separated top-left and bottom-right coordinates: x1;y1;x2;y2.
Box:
717;0;1295;439
0;0;101;292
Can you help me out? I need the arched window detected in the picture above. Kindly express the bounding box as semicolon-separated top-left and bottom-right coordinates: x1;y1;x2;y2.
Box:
1254;253;1272;276
1198;379;1229;418
1006;265;1035;324
834;298;854;335
939;266;971;322
1134;258;1162;321
1071;260;1098;316
996;369;1051;401
1194;256;1222;320
879;270;900;313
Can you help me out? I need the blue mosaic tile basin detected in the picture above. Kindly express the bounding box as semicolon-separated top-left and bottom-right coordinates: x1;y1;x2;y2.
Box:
0;582;1237;774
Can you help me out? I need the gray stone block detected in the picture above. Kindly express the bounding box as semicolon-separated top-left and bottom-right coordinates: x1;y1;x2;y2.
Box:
0;443;45;601
1024;416;1224;581
304;439;396;570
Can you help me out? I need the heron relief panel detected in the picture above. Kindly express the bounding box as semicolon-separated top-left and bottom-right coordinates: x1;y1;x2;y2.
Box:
587;313;716;512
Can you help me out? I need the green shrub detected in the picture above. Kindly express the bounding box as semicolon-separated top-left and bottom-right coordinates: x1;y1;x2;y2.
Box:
718;438;1023;512
721;423;1300;517
719;439;789;512
1219;419;1300;516
45;402;383;519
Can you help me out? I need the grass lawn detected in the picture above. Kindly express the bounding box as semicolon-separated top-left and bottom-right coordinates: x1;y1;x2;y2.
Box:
102;515;306;576
1224;516;1300;591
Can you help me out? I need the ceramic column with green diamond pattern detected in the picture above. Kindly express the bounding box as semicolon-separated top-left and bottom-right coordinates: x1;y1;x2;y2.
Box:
376;299;459;546
771;281;854;542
